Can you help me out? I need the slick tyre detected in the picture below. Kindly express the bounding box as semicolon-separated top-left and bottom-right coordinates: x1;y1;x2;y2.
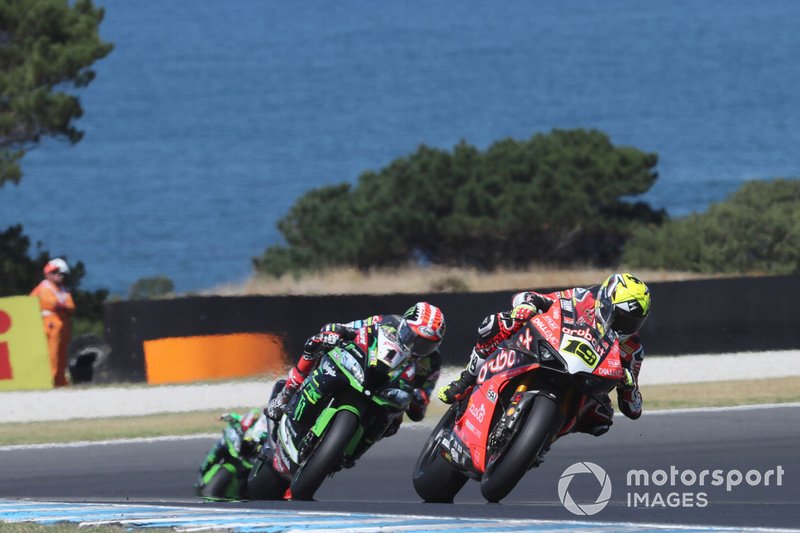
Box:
247;456;288;500
412;404;468;503
200;466;236;500
290;410;358;501
480;395;559;503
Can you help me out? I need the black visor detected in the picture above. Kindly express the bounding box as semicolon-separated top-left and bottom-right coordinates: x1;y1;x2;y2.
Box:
397;321;441;357
611;307;646;336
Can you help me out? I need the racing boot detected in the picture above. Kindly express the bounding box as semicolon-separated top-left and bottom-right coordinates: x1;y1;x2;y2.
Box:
438;369;476;404
573;396;613;436
265;381;299;421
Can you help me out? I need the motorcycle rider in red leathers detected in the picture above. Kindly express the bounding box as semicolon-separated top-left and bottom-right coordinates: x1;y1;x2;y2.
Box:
439;273;651;444
266;302;446;432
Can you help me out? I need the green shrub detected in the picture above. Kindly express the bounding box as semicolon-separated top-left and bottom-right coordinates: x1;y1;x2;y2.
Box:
128;276;175;300
623;179;800;274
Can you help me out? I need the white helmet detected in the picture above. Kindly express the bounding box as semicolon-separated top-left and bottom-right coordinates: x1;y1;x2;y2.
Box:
44;258;70;275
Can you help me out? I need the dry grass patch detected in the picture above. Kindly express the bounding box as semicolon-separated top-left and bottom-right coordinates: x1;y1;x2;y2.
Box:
641;376;800;410
207;265;723;296
424;376;800;419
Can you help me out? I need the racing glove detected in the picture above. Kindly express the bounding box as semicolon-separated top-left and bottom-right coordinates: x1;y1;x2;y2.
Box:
321;323;357;340
620;368;635;389
303;331;342;357
406;388;429;422
510;302;537;321
511;292;554;314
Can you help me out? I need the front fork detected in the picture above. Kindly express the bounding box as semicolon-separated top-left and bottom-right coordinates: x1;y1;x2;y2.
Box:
487;375;563;452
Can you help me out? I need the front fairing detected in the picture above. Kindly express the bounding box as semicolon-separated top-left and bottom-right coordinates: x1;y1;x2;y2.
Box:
452;348;540;474
515;298;624;394
448;299;623;474
365;326;416;394
223;425;243;459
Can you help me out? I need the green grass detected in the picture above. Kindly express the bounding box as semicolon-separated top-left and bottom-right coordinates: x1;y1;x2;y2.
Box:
2;377;799;447
0;407;253;446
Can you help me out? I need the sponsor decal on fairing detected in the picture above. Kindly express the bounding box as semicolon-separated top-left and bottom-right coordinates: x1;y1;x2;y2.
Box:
533;317;559;347
468;401;486;423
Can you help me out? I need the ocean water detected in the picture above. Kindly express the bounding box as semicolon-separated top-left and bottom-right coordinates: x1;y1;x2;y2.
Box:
1;0;798;294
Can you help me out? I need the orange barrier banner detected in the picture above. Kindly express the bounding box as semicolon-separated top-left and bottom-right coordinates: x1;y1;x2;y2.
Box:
143;333;287;385
0;296;52;391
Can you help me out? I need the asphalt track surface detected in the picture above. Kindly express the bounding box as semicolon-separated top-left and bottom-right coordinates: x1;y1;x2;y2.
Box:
1;404;798;530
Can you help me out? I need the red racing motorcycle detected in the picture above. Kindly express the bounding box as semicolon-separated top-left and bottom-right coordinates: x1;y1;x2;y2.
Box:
413;296;625;502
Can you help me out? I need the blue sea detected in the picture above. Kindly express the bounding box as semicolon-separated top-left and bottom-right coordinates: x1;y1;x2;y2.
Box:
2;1;798;294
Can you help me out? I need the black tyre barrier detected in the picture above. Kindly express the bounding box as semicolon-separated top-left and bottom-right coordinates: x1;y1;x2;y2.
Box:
67;334;111;384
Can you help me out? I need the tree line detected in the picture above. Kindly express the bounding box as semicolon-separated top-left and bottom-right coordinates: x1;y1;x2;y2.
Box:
3;0;798;321
254;129;800;279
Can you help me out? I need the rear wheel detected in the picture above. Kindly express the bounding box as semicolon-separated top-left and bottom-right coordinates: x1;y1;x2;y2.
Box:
480;395;559;502
247;454;289;500
412;404;468;503
290;410;359;501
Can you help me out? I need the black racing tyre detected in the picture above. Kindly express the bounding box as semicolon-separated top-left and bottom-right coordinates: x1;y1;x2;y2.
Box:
290;410;359;501
412;404;468;503
247;456;289;500
480;395;560;503
200;467;235;500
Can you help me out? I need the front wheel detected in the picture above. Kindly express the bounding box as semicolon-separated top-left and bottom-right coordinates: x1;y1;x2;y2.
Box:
412;404;468;503
290;410;359;501
247;454;289;500
480;394;559;503
199;464;238;500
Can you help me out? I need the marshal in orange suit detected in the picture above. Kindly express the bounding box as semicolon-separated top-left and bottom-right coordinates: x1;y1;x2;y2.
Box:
30;258;76;387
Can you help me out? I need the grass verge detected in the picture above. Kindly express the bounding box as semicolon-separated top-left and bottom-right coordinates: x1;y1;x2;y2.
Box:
423;376;800;419
2;377;798;447
0;408;253;447
640;376;800;410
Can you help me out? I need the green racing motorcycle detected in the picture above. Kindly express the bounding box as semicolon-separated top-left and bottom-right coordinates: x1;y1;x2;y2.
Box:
195;410;268;500
248;329;417;501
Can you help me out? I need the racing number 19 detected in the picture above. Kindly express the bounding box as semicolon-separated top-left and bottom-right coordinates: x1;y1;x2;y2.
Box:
563;339;597;367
